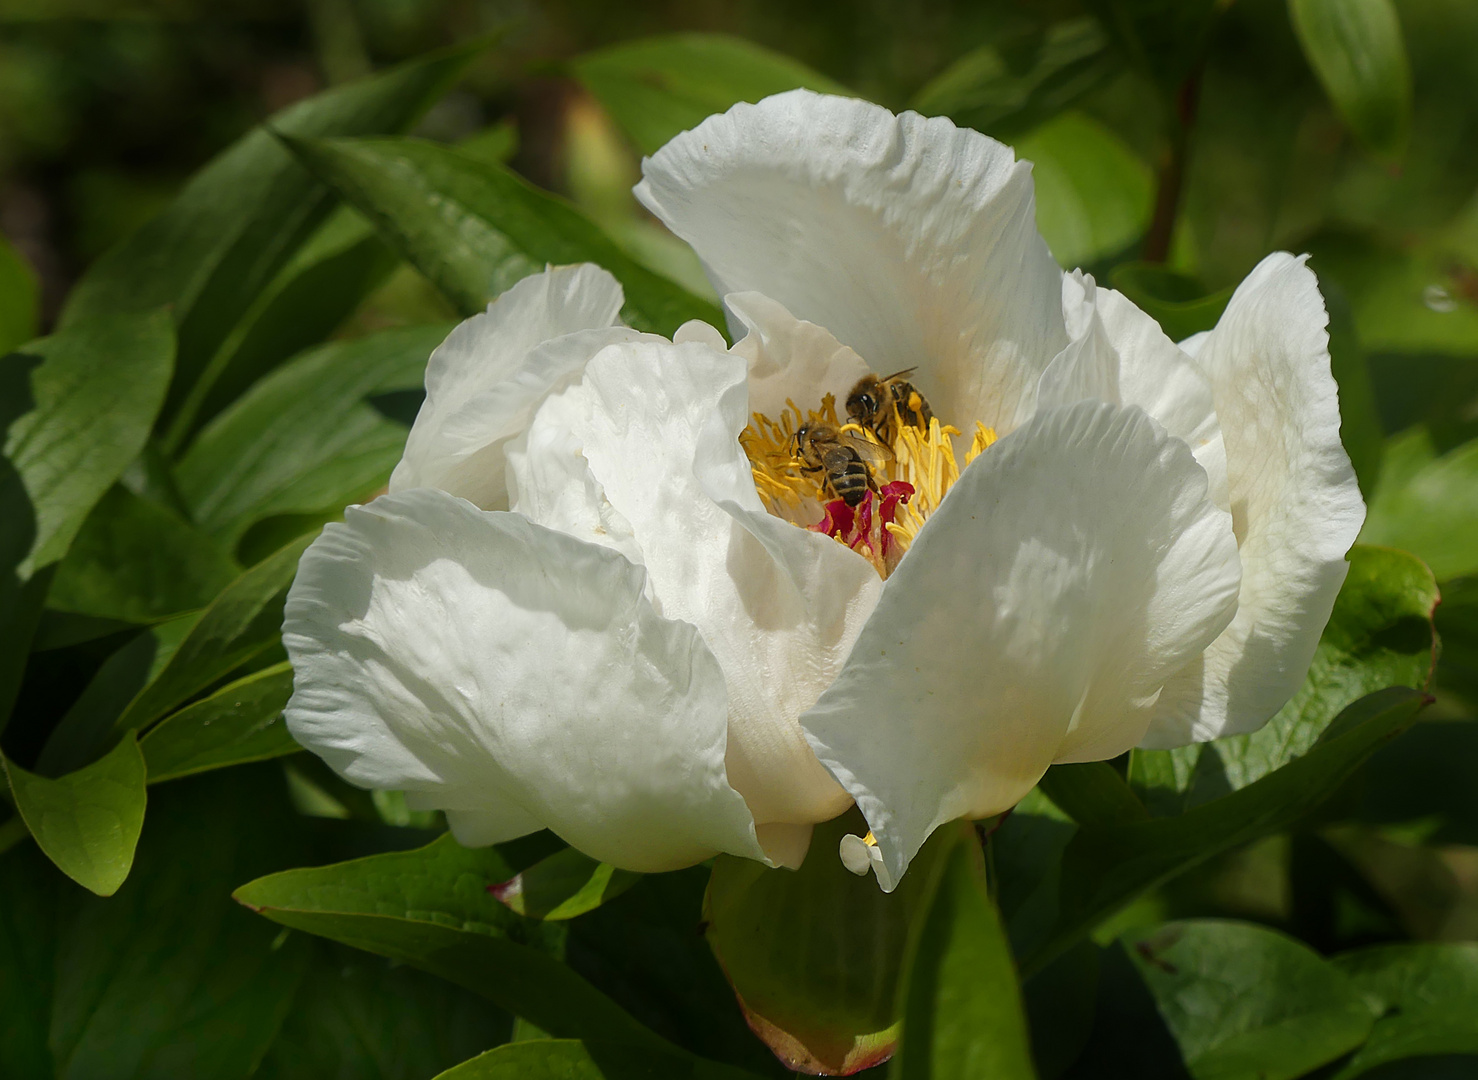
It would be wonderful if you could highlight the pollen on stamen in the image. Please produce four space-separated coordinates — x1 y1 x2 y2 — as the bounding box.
738 393 844 518
967 420 998 463
740 391 998 576
884 416 962 549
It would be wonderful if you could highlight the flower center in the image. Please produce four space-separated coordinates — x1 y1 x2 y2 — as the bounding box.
739 390 997 577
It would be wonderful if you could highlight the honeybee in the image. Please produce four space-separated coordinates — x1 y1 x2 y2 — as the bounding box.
791 423 892 507
846 369 934 445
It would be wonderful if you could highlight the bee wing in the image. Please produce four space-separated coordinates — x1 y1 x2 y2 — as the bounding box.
840 431 895 465
881 367 918 382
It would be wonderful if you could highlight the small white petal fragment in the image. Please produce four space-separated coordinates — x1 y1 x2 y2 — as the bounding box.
1141 253 1367 747
636 89 1067 435
390 264 633 509
839 834 871 876
803 401 1241 890
282 487 765 872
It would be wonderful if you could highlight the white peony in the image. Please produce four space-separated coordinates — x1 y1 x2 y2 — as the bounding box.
281 90 1365 891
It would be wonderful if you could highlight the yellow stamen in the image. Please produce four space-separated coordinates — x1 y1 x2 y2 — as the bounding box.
884 416 962 551
967 420 998 464
738 393 843 517
740 386 999 576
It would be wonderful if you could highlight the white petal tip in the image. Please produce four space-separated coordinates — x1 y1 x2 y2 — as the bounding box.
673 319 728 351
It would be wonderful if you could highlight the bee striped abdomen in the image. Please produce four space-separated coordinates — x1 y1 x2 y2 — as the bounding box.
822 446 872 506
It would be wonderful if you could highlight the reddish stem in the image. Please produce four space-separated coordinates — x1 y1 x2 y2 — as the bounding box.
1143 69 1203 264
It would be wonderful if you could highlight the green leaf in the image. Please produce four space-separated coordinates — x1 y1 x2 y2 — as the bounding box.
1362 429 1478 581
35 613 200 777
1018 687 1427 975
1331 943 1478 1078
1289 0 1413 158
1326 283 1385 498
1014 111 1153 268
0 568 49 737
563 869 792 1078
3 309 175 579
255 940 513 1080
1131 545 1438 814
173 206 400 446
489 846 642 921
0 231 39 355
1107 264 1232 342
1021 941 1099 1079
1122 920 1373 1080
703 809 952 1074
12 766 314 1079
140 661 299 783
177 323 447 549
890 823 1036 1080
58 42 483 430
2 734 147 896
432 1039 764 1080
911 19 1120 139
1038 762 1150 826
233 834 668 1052
46 484 239 623
0 835 57 1074
113 533 312 734
570 33 850 158
1 312 175 722
993 789 1078 962
281 135 725 335
1434 574 1478 707
457 118 520 167
1305 230 1478 360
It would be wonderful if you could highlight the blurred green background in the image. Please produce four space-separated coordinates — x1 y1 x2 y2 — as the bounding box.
0 0 1051 322
3 3 1478 1075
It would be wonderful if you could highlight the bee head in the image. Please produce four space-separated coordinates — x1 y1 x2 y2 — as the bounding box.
846 385 877 420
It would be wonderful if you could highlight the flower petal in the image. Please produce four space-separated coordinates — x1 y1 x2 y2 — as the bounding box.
1095 282 1228 511
534 336 881 830
635 89 1067 433
282 487 764 871
504 389 645 567
1140 254 1366 747
801 401 1241 889
1035 271 1121 415
389 264 636 509
727 291 872 422
1039 271 1228 509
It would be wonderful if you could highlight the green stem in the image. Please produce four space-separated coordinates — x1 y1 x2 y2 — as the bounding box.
981 822 999 903
1142 68 1203 264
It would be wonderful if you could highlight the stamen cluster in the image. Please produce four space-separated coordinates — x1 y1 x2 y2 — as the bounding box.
739 388 998 578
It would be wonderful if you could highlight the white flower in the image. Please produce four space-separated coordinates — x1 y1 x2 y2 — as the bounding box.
282 91 1365 890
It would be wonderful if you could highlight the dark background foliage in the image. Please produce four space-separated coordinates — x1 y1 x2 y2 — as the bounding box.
2 0 1477 1077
